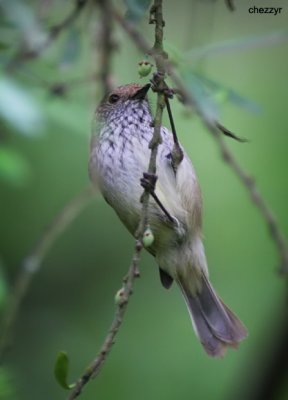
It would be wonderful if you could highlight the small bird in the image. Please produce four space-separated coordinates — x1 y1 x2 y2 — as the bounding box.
89 83 247 357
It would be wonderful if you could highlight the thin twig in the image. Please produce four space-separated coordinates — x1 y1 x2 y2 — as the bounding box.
214 134 288 273
113 7 288 274
0 186 95 359
216 121 247 142
67 1 166 398
225 0 235 11
6 0 88 70
165 96 184 170
67 239 142 400
96 0 115 95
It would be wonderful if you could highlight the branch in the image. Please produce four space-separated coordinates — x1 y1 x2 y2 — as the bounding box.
67 1 166 398
225 0 236 12
96 0 115 95
165 96 184 170
0 186 95 359
113 8 288 275
6 0 88 71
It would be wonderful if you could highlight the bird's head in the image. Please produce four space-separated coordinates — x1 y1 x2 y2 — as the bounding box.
96 83 151 122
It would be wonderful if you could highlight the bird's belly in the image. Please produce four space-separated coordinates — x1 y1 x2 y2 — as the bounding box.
93 135 186 250
96 150 146 235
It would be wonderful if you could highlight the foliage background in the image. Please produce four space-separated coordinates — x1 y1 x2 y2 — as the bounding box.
0 0 287 399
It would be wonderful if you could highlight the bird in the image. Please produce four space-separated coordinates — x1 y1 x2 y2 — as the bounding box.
89 82 247 357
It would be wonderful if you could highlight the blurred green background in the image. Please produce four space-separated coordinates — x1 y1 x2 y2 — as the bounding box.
0 0 288 399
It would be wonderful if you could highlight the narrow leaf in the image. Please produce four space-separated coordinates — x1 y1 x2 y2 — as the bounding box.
186 30 288 60
193 72 261 113
0 42 10 51
0 0 47 50
0 77 43 136
54 351 75 390
180 67 219 124
0 147 30 186
0 367 14 399
0 261 8 311
60 27 81 68
123 0 151 22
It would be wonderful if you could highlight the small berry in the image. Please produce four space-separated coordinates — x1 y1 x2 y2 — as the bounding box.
115 288 126 305
138 60 153 78
142 226 154 247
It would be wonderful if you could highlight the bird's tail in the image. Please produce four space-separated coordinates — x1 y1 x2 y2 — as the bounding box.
177 273 247 357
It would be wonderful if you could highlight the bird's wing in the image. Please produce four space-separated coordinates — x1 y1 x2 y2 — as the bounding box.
155 127 202 231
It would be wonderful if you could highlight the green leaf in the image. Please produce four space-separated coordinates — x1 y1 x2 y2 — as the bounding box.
0 0 47 50
60 27 81 68
192 72 261 113
0 77 43 136
54 351 75 390
186 30 288 60
123 0 151 22
0 261 8 311
180 67 219 124
0 42 10 51
0 368 14 399
165 41 185 66
0 147 30 186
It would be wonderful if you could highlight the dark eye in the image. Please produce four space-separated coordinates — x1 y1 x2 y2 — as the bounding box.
108 94 120 104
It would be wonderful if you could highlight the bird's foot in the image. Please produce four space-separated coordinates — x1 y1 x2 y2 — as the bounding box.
140 172 176 224
140 172 157 193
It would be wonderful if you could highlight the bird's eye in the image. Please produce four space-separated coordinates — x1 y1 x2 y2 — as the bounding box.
108 94 120 104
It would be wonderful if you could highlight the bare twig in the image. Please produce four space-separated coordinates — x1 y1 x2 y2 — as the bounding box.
67 1 166 398
216 122 247 142
113 7 288 274
165 96 184 170
96 0 115 95
225 0 235 11
0 186 95 359
7 0 88 70
67 239 142 400
214 134 288 273
48 74 98 97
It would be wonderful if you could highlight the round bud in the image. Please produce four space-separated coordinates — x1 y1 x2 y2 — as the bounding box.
138 60 153 78
114 287 126 305
142 227 154 248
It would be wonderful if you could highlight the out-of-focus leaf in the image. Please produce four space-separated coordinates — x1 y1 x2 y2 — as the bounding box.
0 42 10 51
165 41 185 66
166 38 260 114
0 261 8 311
0 368 13 399
0 0 47 50
54 351 75 390
186 30 288 60
0 147 31 186
193 72 261 113
0 13 16 29
123 0 151 22
0 77 43 136
60 27 81 68
180 67 219 124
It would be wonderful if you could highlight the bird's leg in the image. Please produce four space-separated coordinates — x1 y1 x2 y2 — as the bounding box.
140 172 178 226
150 74 184 172
140 173 172 221
164 96 184 171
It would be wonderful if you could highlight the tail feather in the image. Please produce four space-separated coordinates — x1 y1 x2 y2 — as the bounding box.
178 274 247 357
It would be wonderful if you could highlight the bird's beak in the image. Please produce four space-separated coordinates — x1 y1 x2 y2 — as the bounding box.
131 84 151 100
